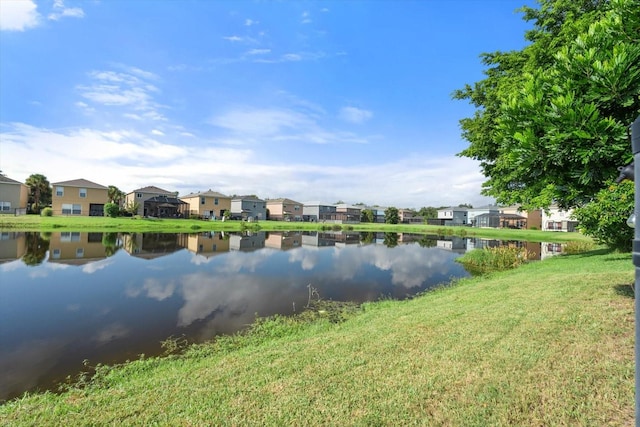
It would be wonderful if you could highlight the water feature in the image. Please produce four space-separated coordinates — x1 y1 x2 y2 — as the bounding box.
0 231 564 401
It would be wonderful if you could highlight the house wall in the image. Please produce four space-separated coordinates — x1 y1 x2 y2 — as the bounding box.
0 232 27 262
186 232 230 256
0 182 29 214
542 207 577 232
125 190 173 216
182 195 231 218
52 185 108 216
48 232 109 262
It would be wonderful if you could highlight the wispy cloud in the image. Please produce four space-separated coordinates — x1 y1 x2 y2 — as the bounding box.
0 0 40 31
77 66 166 121
301 11 311 24
339 106 373 124
48 0 84 21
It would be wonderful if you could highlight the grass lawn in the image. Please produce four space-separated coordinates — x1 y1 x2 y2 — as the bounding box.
0 214 593 244
0 249 633 426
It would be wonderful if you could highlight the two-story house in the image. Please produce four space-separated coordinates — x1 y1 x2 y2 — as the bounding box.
303 202 338 222
0 175 29 215
543 206 578 232
51 178 108 216
181 190 231 220
230 196 266 221
335 203 361 224
125 186 176 217
435 206 469 226
266 198 304 221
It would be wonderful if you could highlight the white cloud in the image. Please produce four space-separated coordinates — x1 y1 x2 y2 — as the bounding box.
301 11 311 24
223 35 243 42
151 129 165 136
246 48 270 55
0 0 40 31
245 18 257 26
48 0 84 21
339 106 373 124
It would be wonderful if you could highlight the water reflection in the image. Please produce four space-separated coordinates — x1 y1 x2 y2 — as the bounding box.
0 231 564 401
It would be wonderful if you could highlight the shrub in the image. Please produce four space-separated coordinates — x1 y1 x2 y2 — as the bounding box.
41 207 53 217
457 247 529 274
563 240 595 255
104 203 120 218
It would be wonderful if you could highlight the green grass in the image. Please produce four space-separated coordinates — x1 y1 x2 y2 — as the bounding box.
0 250 633 426
0 214 592 243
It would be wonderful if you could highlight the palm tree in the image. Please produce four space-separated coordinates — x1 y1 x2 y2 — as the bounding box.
107 185 125 205
25 174 52 214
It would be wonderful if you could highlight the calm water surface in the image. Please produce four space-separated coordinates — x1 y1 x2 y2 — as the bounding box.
0 231 563 401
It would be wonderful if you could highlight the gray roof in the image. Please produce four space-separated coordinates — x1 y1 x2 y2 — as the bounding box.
0 175 25 185
129 186 173 195
51 178 107 189
181 190 229 199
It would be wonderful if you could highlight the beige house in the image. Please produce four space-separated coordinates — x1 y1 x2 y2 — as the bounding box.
51 178 108 216
125 186 176 217
500 206 543 230
181 190 231 219
266 198 303 221
0 175 29 215
186 231 230 257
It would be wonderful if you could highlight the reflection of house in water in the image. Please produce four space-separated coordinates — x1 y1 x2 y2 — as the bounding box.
0 232 26 264
186 232 230 258
122 233 187 260
437 237 467 253
398 233 425 244
301 231 336 247
229 232 266 251
48 232 109 265
542 242 564 259
265 232 302 250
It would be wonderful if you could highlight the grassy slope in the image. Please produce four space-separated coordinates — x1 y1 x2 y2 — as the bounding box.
0 250 633 426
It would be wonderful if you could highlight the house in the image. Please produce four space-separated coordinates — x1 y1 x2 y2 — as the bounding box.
181 190 231 220
302 202 338 222
265 231 302 250
542 206 578 232
185 231 230 258
335 203 361 223
500 205 542 230
51 178 108 216
399 209 422 224
433 206 469 226
266 198 304 221
47 232 110 265
467 205 500 227
369 207 386 223
230 196 266 221
0 175 29 215
125 186 176 217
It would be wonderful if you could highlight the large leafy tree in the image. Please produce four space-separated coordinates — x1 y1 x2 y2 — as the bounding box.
25 174 52 214
454 0 640 210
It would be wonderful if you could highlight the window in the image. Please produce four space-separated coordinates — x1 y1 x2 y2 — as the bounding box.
62 204 82 215
0 201 10 211
52 248 61 259
79 188 87 198
56 186 64 197
214 198 219 205
294 205 300 211
76 248 84 258
137 193 142 198
201 197 206 205
61 232 81 242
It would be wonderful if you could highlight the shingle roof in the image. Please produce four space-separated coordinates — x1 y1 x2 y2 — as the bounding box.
181 190 229 199
129 186 173 195
51 178 107 189
0 175 24 185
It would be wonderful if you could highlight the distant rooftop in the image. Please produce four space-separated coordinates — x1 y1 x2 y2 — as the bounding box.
52 178 107 189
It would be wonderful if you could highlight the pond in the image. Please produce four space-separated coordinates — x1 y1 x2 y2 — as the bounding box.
0 231 564 401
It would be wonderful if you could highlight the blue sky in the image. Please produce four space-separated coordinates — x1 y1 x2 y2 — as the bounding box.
0 0 533 208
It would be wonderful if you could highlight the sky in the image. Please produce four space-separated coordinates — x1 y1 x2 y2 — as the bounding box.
0 0 534 209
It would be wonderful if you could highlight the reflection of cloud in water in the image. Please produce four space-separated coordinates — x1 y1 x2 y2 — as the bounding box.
0 260 24 272
287 247 319 270
82 258 114 274
330 244 457 289
214 250 273 274
94 323 130 344
142 277 176 301
0 338 66 401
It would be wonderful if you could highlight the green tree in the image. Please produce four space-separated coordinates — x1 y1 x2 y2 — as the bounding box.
417 207 438 219
361 209 374 223
383 232 398 248
454 0 639 211
455 0 639 250
104 203 120 218
107 185 126 205
384 207 399 224
572 180 634 251
25 174 52 214
123 200 140 216
22 233 49 266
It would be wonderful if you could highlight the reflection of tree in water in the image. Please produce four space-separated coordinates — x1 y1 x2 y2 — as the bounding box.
360 232 375 244
22 232 50 266
102 232 121 257
418 235 438 248
383 232 398 248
